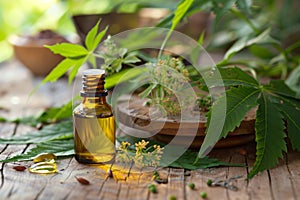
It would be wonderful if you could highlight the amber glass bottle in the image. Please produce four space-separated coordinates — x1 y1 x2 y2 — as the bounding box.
73 69 115 164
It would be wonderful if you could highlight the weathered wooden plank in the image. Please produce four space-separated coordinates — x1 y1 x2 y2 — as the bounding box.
164 168 185 200
268 156 296 200
226 148 250 200
246 143 273 200
0 123 16 156
98 178 121 200
125 167 151 200
149 168 169 200
187 167 228 199
36 158 82 200
287 151 300 200
186 170 204 200
0 124 49 200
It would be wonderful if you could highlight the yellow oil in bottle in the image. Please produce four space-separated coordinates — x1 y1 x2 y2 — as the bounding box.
73 69 116 164
73 114 115 163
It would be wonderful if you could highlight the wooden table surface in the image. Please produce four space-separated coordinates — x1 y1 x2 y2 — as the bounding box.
0 61 300 200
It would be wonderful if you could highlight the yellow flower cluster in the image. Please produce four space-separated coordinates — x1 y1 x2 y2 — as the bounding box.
117 140 164 168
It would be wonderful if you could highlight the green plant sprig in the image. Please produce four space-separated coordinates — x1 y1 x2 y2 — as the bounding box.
44 20 108 85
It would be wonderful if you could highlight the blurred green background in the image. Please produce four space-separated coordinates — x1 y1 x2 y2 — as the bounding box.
0 0 179 63
1 0 300 64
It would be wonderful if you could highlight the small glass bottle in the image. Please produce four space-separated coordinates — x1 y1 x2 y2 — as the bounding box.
73 69 115 164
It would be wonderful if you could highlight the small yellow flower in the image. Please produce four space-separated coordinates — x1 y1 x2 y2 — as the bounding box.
135 140 149 150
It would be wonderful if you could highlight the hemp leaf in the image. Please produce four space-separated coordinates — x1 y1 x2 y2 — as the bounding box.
0 139 74 163
0 99 74 126
197 67 300 178
0 120 73 145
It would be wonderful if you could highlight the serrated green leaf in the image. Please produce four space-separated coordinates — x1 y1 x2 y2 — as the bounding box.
269 95 300 151
0 139 74 163
0 101 74 127
264 80 297 98
168 152 244 170
214 86 259 138
45 43 88 58
197 86 259 160
201 66 259 88
248 93 287 178
0 120 73 145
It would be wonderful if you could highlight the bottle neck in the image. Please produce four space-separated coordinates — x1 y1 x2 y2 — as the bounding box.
82 96 107 107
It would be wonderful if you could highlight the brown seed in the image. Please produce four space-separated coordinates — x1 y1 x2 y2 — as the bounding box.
75 176 90 185
238 148 247 156
13 165 26 171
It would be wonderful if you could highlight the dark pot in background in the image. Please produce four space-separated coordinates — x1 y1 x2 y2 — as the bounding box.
72 12 140 45
72 9 212 44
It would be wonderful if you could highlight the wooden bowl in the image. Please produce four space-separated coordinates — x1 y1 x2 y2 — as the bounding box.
116 96 255 149
9 30 68 76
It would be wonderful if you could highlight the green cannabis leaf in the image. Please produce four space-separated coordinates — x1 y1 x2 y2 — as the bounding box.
0 119 75 163
248 93 287 178
169 150 244 170
0 100 73 126
198 67 300 178
0 120 73 145
0 139 74 163
273 96 300 151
